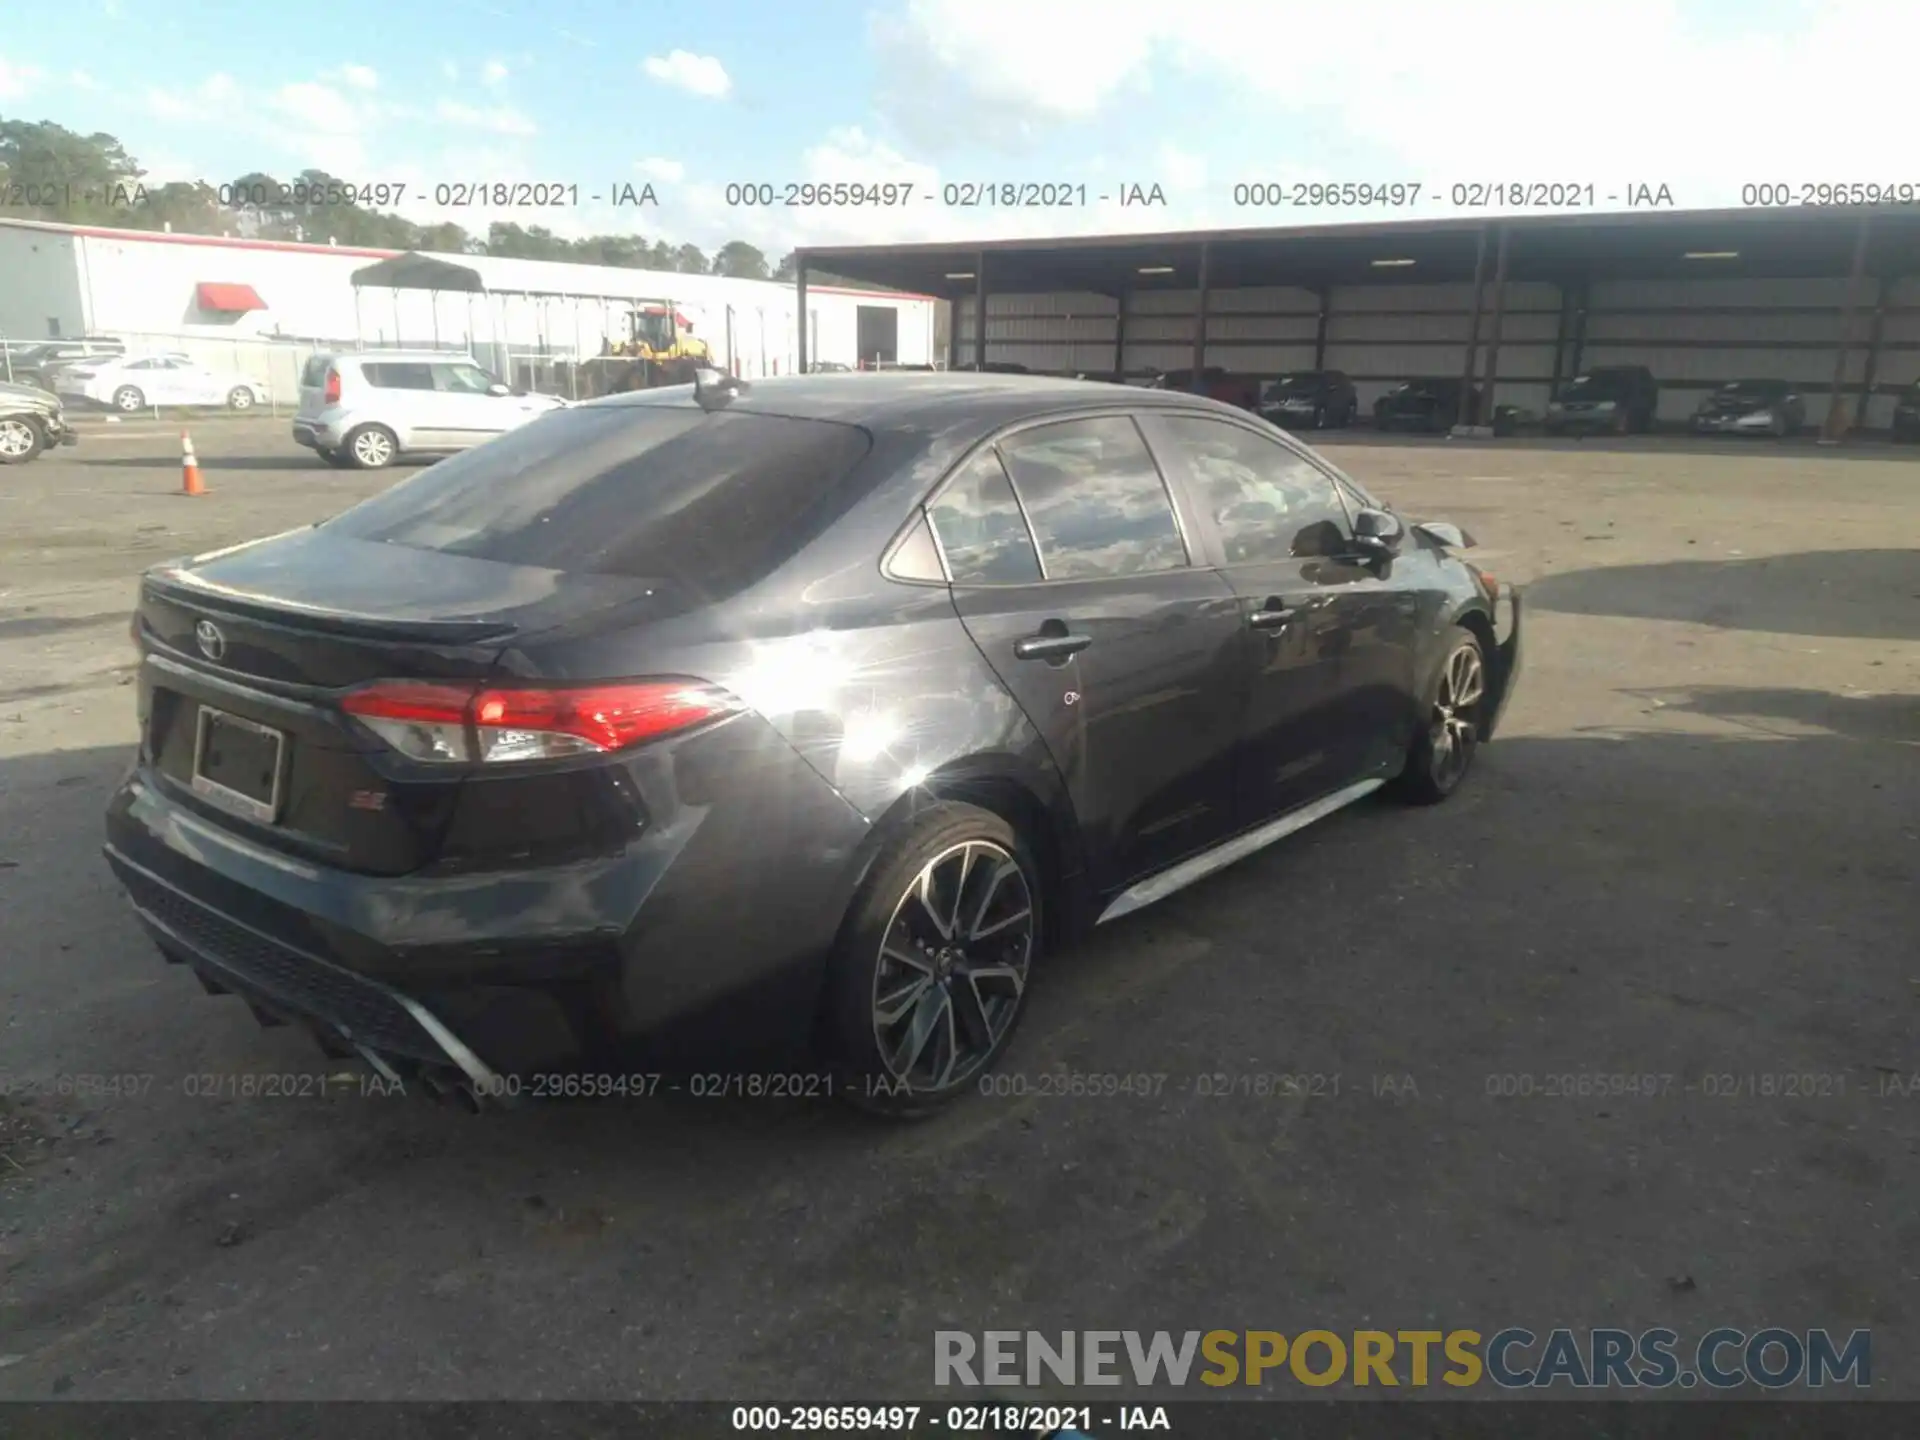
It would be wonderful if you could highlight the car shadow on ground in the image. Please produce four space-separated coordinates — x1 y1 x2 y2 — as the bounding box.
1526 550 1920 641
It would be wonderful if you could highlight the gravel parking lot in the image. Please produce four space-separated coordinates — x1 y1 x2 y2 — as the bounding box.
1 417 1915 1401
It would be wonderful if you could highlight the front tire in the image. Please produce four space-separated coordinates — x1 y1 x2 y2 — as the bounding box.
0 415 44 465
1392 629 1488 805
828 802 1041 1119
113 385 146 412
342 424 397 469
227 387 255 411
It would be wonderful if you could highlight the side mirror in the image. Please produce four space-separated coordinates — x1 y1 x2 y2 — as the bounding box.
1351 507 1404 554
487 382 512 397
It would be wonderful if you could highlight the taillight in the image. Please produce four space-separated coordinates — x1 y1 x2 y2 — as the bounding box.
1477 570 1500 603
323 366 341 404
339 679 741 764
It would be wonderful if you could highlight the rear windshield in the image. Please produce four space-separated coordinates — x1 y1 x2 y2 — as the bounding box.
1265 373 1327 396
300 355 332 387
1719 379 1787 395
322 403 875 595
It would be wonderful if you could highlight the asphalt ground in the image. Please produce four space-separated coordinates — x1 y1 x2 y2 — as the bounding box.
0 417 1915 1401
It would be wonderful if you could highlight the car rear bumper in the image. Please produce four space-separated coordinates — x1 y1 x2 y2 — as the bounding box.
291 421 342 449
102 715 872 1081
1691 413 1778 433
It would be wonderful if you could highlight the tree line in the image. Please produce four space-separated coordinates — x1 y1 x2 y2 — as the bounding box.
1 117 804 280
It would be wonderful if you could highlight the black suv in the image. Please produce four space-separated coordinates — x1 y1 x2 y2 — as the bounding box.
1259 371 1359 430
1545 367 1659 435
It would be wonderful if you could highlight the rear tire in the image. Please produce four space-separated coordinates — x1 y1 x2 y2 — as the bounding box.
1392 628 1488 806
827 802 1042 1119
342 424 397 470
0 415 44 465
227 387 255 411
113 385 146 412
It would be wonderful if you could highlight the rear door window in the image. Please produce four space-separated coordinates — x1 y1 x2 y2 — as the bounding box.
995 415 1189 580
322 405 875 597
362 362 436 390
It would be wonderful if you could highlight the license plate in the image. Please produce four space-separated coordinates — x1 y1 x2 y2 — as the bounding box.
191 706 285 823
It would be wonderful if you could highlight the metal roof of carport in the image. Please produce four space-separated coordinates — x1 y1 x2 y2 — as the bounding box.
795 205 1920 297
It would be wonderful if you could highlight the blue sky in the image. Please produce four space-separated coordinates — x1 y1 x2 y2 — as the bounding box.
3 0 1913 257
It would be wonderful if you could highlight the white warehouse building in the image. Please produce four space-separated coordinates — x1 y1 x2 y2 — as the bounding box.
0 217 937 393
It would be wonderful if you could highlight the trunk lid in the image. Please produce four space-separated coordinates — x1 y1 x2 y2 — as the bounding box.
135 527 675 876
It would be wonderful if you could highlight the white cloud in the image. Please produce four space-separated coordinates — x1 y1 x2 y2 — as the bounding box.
339 64 379 91
1 57 45 99
271 81 366 135
68 69 101 92
146 72 242 121
641 50 731 99
878 0 1920 208
482 60 509 85
635 157 685 183
435 100 538 136
442 61 460 82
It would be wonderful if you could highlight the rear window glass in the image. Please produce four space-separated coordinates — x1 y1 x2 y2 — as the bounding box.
301 356 332 387
321 404 875 596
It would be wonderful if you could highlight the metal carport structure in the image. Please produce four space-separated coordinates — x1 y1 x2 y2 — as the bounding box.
350 252 703 398
794 206 1920 439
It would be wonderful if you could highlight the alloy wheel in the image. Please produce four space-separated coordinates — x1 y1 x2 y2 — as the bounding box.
353 429 394 467
871 840 1034 1093
1428 643 1485 790
0 418 36 459
115 387 144 412
229 388 254 410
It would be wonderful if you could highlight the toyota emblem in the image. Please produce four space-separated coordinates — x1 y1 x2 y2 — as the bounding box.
194 619 227 662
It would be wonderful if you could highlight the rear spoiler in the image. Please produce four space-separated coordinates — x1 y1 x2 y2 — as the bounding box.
144 567 519 644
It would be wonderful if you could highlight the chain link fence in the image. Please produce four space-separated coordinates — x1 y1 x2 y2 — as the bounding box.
0 331 588 418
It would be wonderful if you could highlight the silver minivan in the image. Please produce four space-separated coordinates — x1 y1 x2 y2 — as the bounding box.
293 350 567 469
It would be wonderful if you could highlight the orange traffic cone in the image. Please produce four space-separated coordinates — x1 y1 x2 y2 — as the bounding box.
180 431 205 496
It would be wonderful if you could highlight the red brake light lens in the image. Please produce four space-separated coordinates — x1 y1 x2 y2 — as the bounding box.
341 679 739 764
323 366 342 404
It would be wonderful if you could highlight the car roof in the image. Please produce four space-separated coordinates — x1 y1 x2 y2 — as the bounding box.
330 350 476 363
573 372 1262 432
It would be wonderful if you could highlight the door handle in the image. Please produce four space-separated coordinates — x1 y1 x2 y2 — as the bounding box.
1247 599 1296 629
1014 630 1092 661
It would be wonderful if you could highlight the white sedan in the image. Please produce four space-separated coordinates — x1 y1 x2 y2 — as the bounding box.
57 354 272 413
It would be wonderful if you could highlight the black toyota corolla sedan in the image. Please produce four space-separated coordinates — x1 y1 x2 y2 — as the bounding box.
104 373 1521 1116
